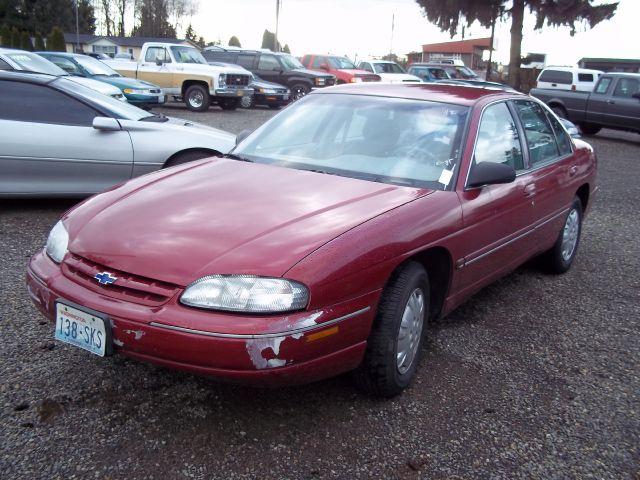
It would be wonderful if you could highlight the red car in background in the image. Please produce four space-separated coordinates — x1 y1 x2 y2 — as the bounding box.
27 84 597 397
301 54 381 83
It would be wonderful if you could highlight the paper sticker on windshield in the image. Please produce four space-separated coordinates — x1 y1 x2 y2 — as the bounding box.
438 169 453 186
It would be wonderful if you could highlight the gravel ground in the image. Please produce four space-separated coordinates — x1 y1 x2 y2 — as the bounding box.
1 105 639 479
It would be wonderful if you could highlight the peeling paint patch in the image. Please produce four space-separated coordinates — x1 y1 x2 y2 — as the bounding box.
267 358 286 368
293 311 323 329
291 332 303 340
113 338 124 347
245 336 286 370
123 329 144 340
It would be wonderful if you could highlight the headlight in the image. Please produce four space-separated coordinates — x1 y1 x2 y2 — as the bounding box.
315 77 325 86
259 88 277 94
123 88 149 94
350 77 363 83
45 220 69 263
180 275 309 313
218 74 226 88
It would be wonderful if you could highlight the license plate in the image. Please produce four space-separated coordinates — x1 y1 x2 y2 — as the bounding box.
55 303 108 357
236 90 244 96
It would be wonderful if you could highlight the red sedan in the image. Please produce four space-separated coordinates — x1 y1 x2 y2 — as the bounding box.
27 84 597 397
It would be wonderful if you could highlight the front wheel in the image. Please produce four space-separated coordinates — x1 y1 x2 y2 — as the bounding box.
353 261 429 397
184 84 210 112
240 95 253 109
578 123 602 136
290 83 310 101
219 98 240 110
543 197 583 274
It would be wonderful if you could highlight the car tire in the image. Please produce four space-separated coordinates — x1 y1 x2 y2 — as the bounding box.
353 261 429 398
240 95 253 109
184 84 210 112
220 98 240 110
268 104 282 110
164 150 216 168
291 83 310 101
543 197 583 274
550 105 567 119
578 123 602 136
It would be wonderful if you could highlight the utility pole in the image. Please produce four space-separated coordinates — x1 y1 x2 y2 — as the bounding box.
486 10 496 80
389 13 394 58
274 0 281 52
75 0 80 52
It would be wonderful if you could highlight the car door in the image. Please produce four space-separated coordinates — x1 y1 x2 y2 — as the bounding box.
585 76 613 125
137 46 174 89
255 54 282 84
604 77 640 130
512 100 575 248
0 79 133 196
455 101 537 296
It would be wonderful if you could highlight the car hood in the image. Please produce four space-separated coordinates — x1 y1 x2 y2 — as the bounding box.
292 68 334 78
377 73 422 83
67 159 431 286
95 75 160 90
67 76 122 96
179 62 250 76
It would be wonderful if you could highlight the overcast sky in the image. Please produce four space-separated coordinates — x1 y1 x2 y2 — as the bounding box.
187 0 637 65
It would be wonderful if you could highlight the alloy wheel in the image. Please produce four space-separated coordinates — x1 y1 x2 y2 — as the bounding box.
396 288 425 375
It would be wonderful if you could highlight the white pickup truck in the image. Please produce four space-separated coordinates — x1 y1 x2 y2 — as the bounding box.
106 42 253 111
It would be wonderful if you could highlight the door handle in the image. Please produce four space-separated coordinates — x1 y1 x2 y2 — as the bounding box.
523 183 536 198
606 99 615 104
569 165 579 177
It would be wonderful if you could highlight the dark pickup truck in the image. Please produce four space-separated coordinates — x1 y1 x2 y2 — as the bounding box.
530 72 640 135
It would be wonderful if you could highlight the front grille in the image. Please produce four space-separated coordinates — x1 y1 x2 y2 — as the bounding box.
226 74 250 87
61 254 179 307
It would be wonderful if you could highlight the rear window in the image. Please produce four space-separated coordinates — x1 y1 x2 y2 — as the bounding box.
577 73 594 82
538 70 572 85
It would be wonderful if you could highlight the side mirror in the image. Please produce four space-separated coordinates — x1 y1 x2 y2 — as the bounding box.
92 117 121 131
155 58 163 66
235 129 253 145
467 162 516 189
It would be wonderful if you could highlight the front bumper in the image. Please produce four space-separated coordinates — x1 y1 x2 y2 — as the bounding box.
125 92 166 106
26 251 375 386
213 87 253 98
255 93 290 107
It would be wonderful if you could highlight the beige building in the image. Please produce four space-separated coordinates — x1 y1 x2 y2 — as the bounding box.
63 34 194 60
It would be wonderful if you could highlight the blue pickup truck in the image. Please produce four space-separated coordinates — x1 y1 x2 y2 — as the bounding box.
530 72 640 135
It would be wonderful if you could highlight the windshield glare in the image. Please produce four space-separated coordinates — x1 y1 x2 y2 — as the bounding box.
280 54 304 70
8 53 67 76
329 56 357 69
234 94 469 190
170 46 207 64
373 62 405 74
75 55 120 76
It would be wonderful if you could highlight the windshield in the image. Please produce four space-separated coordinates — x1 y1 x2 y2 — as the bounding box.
234 94 469 190
53 77 149 121
373 62 405 74
7 52 67 76
170 46 207 64
75 55 120 76
413 67 449 80
329 56 357 69
280 54 304 70
445 66 478 79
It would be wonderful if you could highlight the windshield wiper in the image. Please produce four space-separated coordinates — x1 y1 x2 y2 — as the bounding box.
225 153 253 162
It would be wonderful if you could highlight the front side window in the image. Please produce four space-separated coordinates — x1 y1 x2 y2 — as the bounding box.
359 62 373 72
279 54 304 70
312 56 326 68
145 47 171 64
594 77 612 94
513 100 560 166
75 55 120 76
613 77 640 98
234 94 469 190
0 80 99 126
46 56 82 75
257 54 280 71
170 46 207 64
473 102 523 171
236 53 256 69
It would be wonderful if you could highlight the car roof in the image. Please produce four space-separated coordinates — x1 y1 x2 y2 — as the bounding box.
0 70 58 84
541 66 603 74
599 72 640 78
314 82 524 106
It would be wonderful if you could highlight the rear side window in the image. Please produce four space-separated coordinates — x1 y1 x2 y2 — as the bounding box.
594 77 612 94
237 53 256 69
0 80 99 126
474 102 524 171
545 111 572 157
577 73 594 82
513 101 560 166
538 70 572 85
613 77 640 98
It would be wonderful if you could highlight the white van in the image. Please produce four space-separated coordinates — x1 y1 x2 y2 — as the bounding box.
536 66 603 92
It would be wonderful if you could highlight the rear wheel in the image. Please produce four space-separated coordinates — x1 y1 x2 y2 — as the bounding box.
550 105 567 119
578 123 602 136
240 95 253 109
220 98 240 110
353 261 429 397
290 83 310 101
542 196 583 274
164 150 216 168
184 84 210 112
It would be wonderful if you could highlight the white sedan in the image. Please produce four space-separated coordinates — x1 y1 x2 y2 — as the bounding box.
0 71 235 197
357 60 422 83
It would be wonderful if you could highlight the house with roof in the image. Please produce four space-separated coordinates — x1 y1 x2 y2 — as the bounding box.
63 33 195 60
578 57 640 73
408 37 492 69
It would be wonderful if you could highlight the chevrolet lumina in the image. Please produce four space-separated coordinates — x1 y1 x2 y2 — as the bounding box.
27 83 597 397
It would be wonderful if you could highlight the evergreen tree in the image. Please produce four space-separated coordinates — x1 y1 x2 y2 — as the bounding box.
228 35 241 47
261 29 280 51
133 0 176 38
282 44 290 54
184 23 196 42
196 36 205 48
34 33 45 50
0 24 11 46
20 30 31 50
47 26 66 51
10 26 19 47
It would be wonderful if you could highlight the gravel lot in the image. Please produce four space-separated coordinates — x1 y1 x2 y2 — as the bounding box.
1 105 639 479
